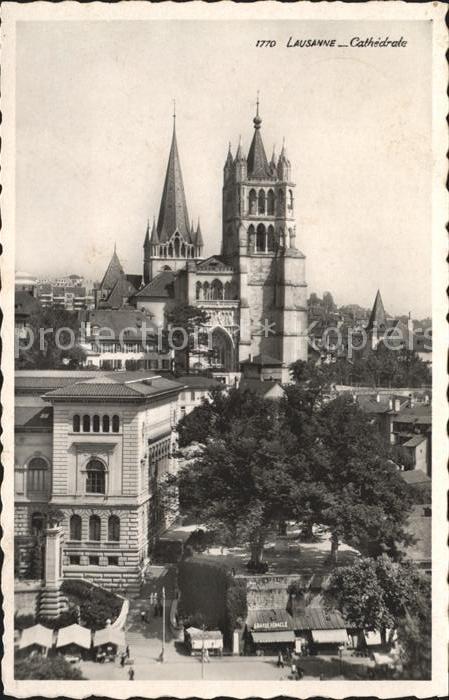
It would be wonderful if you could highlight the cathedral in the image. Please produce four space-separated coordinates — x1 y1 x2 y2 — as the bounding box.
96 103 308 382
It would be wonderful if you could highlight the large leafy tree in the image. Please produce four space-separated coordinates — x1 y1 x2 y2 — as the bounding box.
14 655 84 680
324 555 430 675
165 303 209 373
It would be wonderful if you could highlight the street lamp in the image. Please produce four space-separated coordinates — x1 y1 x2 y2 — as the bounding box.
161 586 166 663
338 644 344 677
201 624 205 679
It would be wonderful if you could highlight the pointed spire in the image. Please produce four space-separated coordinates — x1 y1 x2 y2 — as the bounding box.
100 247 125 291
367 290 387 331
278 137 290 164
156 113 191 243
144 219 150 247
270 145 277 169
195 218 204 248
225 141 233 168
234 135 246 162
150 216 159 244
247 98 270 179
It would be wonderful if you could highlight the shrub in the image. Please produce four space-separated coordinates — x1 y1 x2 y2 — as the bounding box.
178 560 228 631
38 610 77 630
61 579 122 630
245 560 268 573
225 576 247 643
15 654 84 680
14 613 36 631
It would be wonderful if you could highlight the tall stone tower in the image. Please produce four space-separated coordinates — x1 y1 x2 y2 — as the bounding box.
142 116 203 285
222 102 308 380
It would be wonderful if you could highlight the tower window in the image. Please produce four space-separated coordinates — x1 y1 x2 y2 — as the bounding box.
196 282 202 300
211 279 223 300
86 459 106 494
267 190 275 215
256 224 266 253
102 415 110 433
267 226 276 252
27 457 48 493
258 190 266 214
288 189 294 210
248 189 257 215
82 415 91 432
92 415 100 433
112 415 120 433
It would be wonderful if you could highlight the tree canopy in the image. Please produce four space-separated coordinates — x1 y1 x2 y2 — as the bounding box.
174 367 415 564
16 306 86 370
165 302 210 373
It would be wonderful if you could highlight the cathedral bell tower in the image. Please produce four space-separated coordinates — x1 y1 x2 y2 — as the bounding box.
222 100 308 379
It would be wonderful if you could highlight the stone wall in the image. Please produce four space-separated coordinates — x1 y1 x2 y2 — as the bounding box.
14 580 42 616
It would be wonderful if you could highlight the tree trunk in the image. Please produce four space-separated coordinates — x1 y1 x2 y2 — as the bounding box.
300 522 314 541
329 533 339 564
250 542 264 564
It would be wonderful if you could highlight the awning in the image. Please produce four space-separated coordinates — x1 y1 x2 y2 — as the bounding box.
56 623 91 650
19 624 54 649
251 630 295 644
365 630 382 646
311 628 348 644
93 627 126 648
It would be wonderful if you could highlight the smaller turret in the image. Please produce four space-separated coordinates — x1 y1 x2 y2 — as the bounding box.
234 136 247 182
277 140 291 181
269 146 277 177
224 142 233 180
195 218 204 255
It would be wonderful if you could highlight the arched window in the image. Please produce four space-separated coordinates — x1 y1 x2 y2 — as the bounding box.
31 512 45 535
92 415 100 433
267 189 275 215
82 415 91 432
267 225 276 251
108 515 120 542
278 189 284 211
211 279 223 300
89 515 101 541
247 224 255 251
73 415 80 432
174 237 180 257
70 514 82 541
288 189 294 210
196 282 202 300
102 415 110 433
168 243 173 258
181 243 186 257
27 457 48 493
248 189 257 214
256 224 266 253
86 459 106 494
258 190 266 214
203 282 210 300
224 281 232 300
112 415 120 433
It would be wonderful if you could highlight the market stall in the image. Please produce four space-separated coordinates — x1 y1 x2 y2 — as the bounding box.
245 609 295 656
18 624 54 656
184 627 223 656
92 627 126 662
55 623 92 662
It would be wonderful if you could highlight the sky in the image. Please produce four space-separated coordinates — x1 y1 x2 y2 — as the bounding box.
16 19 432 317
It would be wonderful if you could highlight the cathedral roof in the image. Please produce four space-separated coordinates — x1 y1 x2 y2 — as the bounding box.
194 220 204 248
150 218 159 244
104 274 137 309
247 107 271 180
157 122 191 243
99 248 125 290
133 270 176 299
366 290 387 331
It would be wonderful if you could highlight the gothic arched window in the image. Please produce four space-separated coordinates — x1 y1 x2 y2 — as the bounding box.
211 279 223 300
203 282 210 300
89 515 101 541
174 236 180 257
27 457 48 493
278 189 284 212
168 243 173 258
258 190 266 214
108 515 120 542
181 243 186 257
247 224 255 252
267 225 276 252
288 189 294 210
224 281 232 300
248 189 257 215
86 459 106 494
196 282 202 300
267 189 275 215
70 514 82 541
256 224 266 253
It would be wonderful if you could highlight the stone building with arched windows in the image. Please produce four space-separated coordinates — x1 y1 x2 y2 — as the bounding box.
15 370 183 592
96 103 308 382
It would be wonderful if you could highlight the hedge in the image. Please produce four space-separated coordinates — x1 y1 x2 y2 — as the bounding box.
15 655 84 680
61 579 122 631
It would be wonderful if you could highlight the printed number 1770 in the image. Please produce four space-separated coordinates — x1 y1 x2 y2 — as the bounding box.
256 40 276 47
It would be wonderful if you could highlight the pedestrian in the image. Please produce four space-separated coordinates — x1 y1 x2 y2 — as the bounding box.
154 603 159 617
158 602 163 617
120 653 125 667
277 651 284 668
128 666 135 680
125 644 130 659
140 610 146 623
291 662 297 679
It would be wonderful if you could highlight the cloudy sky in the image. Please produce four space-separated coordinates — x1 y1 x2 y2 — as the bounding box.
16 19 431 316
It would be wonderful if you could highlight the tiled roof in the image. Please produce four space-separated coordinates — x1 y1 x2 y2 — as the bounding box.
403 435 427 448
105 275 137 309
87 309 158 338
157 124 191 243
247 608 292 629
133 271 175 299
292 608 347 631
239 378 284 397
126 274 142 290
43 372 182 401
400 469 431 485
15 406 53 429
15 371 96 393
196 256 234 272
176 374 223 390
